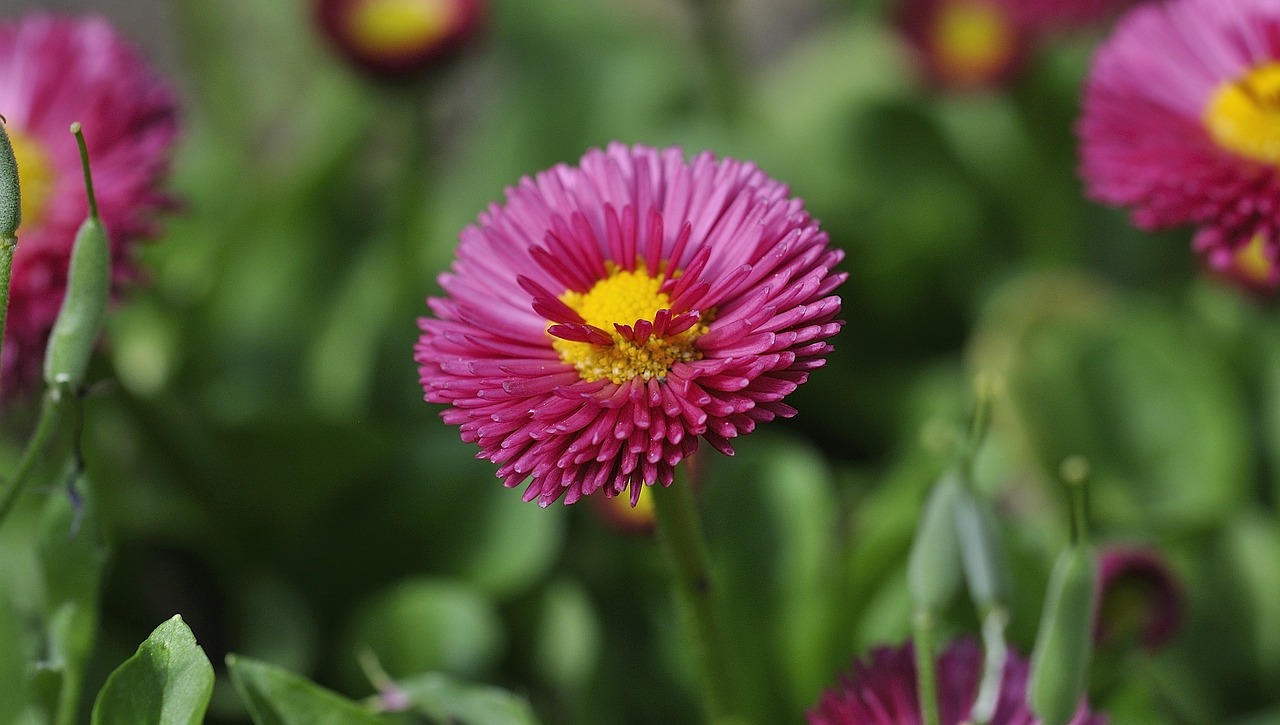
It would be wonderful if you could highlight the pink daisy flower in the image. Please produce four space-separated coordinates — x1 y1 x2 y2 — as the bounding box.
808 639 1107 725
1094 546 1182 652
898 0 1031 89
415 143 845 507
1079 0 1280 291
0 14 178 396
314 0 484 79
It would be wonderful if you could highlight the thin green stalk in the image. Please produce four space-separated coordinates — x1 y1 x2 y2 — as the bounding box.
913 609 942 725
0 389 64 530
688 0 744 123
651 468 736 721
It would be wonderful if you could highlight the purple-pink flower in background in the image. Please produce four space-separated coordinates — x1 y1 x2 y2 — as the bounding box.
1079 0 1280 292
415 143 844 506
1095 546 1182 651
808 639 1106 725
0 14 178 396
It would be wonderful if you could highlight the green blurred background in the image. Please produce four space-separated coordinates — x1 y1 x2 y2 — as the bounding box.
1 0 1279 722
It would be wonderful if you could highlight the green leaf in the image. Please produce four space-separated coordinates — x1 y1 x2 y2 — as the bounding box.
227 655 391 725
395 672 541 725
90 615 214 725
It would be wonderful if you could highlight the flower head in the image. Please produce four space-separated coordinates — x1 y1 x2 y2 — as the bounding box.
899 0 1030 88
809 639 1106 725
315 0 484 79
415 144 844 506
1079 0 1280 291
0 14 178 396
1095 546 1182 651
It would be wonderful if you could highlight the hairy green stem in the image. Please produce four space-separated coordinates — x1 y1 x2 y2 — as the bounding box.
0 233 14 381
651 468 736 721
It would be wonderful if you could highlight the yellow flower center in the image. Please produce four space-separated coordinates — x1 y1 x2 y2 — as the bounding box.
552 265 707 384
1232 233 1274 286
931 0 1014 85
1205 62 1280 164
347 0 454 56
8 128 55 228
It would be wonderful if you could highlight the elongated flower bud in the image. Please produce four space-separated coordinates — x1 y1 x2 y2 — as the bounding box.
43 124 108 389
908 471 964 613
954 484 1010 612
1028 544 1099 725
0 117 19 239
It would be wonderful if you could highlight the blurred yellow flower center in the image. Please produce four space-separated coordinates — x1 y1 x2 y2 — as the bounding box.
8 128 54 228
552 265 706 384
1206 62 1280 164
932 0 1014 85
1233 233 1274 286
348 0 453 55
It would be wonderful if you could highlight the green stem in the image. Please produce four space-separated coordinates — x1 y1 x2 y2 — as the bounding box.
70 123 98 219
688 0 743 123
0 389 64 530
651 467 736 721
913 609 942 725
0 233 14 382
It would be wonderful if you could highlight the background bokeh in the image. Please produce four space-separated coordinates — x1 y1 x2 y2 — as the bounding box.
1 0 1278 723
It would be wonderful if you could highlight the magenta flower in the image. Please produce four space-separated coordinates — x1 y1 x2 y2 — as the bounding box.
415 144 844 506
809 639 1106 725
1095 546 1182 651
1079 0 1280 291
898 0 1031 89
314 0 484 79
0 14 177 396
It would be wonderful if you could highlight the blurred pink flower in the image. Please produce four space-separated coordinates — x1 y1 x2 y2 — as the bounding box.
897 0 1138 89
809 639 1106 725
415 143 844 506
314 0 484 79
898 0 1030 89
1095 546 1182 651
1079 0 1280 291
0 14 177 396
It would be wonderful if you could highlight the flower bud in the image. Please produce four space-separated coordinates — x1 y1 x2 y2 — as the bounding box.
314 0 484 80
0 117 19 239
1028 544 1099 725
43 215 109 389
953 484 1010 612
908 471 964 614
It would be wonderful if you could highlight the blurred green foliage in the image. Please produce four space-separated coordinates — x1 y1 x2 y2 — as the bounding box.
0 0 1278 722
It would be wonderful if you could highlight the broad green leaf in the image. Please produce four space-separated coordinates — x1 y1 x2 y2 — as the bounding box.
704 434 840 723
395 672 541 725
91 615 214 725
227 655 391 725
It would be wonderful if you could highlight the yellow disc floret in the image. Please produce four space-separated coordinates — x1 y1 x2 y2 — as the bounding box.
932 0 1014 86
552 265 707 384
1206 62 1280 165
348 0 453 56
9 129 55 228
